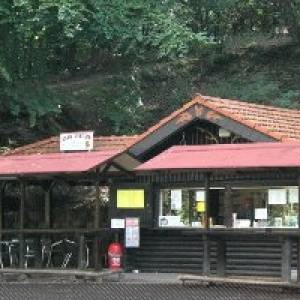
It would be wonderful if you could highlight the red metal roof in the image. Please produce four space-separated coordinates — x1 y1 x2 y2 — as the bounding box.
136 142 300 171
0 150 121 176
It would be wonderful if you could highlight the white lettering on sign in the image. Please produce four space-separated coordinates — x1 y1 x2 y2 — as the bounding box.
60 131 93 151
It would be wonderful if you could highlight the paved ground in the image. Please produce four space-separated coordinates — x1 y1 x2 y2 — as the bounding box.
0 282 299 300
0 273 299 300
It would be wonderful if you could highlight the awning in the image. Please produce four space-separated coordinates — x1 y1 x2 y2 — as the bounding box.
136 142 300 171
0 150 136 176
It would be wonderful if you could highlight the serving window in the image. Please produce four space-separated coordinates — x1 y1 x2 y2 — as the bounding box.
231 187 299 228
159 188 206 227
158 186 299 229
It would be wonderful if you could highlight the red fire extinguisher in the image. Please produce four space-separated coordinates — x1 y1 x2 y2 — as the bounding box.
108 242 123 270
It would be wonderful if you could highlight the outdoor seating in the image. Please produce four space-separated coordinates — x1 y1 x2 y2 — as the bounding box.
50 238 78 268
24 239 39 269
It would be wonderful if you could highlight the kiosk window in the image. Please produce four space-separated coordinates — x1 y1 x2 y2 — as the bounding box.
159 188 206 227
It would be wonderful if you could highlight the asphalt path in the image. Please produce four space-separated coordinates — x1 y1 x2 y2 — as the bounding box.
0 282 299 300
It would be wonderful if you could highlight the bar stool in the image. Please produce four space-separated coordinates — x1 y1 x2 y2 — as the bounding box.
41 238 52 268
24 239 38 268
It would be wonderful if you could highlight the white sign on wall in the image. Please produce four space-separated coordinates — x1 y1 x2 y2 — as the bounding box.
171 189 182 210
111 218 125 229
268 189 287 205
60 131 93 151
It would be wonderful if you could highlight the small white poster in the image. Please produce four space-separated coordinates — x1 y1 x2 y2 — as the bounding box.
255 208 268 220
289 188 298 204
111 218 125 229
268 189 287 205
171 189 182 210
196 191 205 202
159 216 183 227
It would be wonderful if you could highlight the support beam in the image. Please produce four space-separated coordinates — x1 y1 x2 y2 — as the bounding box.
20 181 25 230
78 234 86 270
19 181 26 268
93 169 102 270
297 239 300 283
44 185 51 228
0 182 5 232
202 234 210 276
94 181 101 229
281 237 292 282
224 185 233 228
204 173 211 229
298 173 300 282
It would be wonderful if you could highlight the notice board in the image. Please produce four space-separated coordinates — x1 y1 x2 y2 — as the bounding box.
117 189 145 209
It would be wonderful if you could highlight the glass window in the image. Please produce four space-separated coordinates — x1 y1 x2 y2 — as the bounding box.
231 187 299 229
159 188 206 227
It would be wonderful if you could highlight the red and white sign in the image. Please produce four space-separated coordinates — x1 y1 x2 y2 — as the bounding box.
125 218 140 248
60 131 93 151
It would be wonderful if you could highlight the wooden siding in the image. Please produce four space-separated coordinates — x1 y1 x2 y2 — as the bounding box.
125 229 299 278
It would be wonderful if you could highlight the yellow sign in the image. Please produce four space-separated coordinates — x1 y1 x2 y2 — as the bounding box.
117 189 145 209
196 202 205 213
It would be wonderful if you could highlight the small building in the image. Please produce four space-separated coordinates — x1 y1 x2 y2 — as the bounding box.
2 95 300 282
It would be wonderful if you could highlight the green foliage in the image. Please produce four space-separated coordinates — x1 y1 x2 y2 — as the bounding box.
1 0 300 147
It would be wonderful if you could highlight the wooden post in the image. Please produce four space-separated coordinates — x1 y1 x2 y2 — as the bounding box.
44 183 52 228
202 234 210 276
224 185 233 228
19 180 26 268
0 182 4 268
297 174 300 282
93 176 101 270
94 181 100 229
78 234 86 270
216 238 226 277
297 238 300 283
281 237 292 282
203 173 211 276
0 182 5 232
204 173 211 230
20 181 25 230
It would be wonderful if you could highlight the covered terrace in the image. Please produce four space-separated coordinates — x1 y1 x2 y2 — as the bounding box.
0 150 139 271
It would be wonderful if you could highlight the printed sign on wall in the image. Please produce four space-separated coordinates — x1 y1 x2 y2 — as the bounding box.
171 189 182 210
117 189 145 208
60 131 93 151
125 218 140 248
268 189 287 205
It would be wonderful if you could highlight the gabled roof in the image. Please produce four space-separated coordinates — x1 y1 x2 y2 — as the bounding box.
131 95 300 147
136 142 300 171
5 95 300 157
5 135 139 156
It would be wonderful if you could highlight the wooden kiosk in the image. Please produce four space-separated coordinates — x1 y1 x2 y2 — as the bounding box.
2 95 300 283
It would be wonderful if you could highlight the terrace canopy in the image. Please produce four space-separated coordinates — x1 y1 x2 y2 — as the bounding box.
0 149 140 271
0 150 139 177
